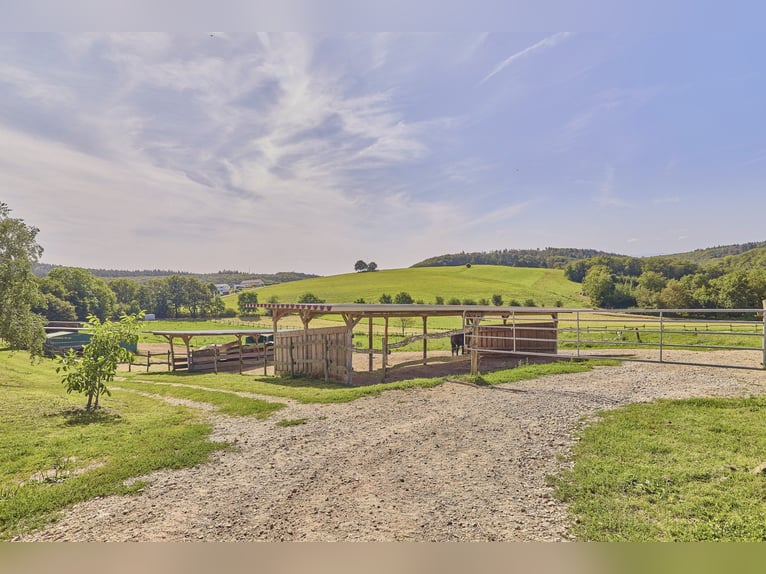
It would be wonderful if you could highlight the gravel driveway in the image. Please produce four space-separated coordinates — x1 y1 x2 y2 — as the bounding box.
19 350 766 541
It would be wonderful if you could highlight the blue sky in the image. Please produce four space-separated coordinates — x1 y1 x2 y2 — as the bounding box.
2 24 765 275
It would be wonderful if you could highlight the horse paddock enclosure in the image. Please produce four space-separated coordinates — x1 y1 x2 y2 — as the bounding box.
259 304 766 384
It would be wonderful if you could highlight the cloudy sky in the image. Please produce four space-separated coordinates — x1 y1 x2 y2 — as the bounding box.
2 23 765 275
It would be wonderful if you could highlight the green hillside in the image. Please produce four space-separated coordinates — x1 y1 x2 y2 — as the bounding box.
663 241 766 264
224 265 586 308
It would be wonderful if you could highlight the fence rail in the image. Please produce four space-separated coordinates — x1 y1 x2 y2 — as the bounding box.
463 307 766 372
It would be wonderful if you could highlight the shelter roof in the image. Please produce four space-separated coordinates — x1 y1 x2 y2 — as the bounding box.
149 329 278 337
256 303 563 322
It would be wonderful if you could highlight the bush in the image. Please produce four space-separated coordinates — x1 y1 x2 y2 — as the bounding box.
298 292 325 304
394 292 414 304
447 297 461 305
523 298 536 307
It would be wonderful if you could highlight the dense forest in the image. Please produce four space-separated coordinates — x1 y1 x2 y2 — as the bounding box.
565 248 766 311
411 248 618 269
33 263 317 286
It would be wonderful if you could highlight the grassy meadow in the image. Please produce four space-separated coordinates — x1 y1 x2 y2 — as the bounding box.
554 397 766 541
222 265 587 310
0 351 233 539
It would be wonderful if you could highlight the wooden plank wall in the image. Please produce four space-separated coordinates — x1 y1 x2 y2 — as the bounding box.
274 326 350 382
474 321 558 354
188 345 273 372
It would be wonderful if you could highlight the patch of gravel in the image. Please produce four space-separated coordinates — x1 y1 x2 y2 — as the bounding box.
18 350 766 542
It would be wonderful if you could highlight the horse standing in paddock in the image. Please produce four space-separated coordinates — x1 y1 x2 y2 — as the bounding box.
450 333 465 356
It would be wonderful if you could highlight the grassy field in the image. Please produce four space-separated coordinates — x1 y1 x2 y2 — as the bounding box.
119 359 613 404
222 265 586 309
0 351 237 540
554 397 766 540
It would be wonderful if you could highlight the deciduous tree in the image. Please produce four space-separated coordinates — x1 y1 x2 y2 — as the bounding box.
0 202 46 355
237 291 259 315
57 313 142 410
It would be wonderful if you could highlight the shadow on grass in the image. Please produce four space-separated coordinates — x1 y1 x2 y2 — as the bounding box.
59 408 123 426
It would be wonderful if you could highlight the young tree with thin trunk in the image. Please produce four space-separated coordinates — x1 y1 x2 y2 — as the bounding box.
57 312 143 410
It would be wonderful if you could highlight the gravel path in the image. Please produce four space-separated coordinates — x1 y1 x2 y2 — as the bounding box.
19 350 766 541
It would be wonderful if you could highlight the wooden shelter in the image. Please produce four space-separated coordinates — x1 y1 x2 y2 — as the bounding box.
257 303 561 383
150 329 284 373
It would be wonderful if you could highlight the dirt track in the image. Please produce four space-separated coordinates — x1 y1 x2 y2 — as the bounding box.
19 350 766 541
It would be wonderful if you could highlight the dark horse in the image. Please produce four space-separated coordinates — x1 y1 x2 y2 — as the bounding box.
450 333 465 356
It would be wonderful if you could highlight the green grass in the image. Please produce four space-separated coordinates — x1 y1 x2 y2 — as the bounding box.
222 265 586 309
0 351 226 540
122 358 616 404
554 397 766 541
122 369 448 404
112 379 285 418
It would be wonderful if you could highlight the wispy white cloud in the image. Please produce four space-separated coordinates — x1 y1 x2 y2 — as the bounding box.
0 62 74 107
594 165 628 207
652 196 680 205
558 87 661 150
480 32 572 85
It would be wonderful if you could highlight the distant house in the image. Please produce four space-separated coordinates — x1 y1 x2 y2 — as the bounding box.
214 283 231 295
240 279 265 289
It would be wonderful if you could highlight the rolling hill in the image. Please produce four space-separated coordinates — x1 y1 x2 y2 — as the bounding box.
224 265 586 308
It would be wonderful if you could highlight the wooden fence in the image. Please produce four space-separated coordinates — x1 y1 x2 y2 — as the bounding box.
274 326 350 383
188 344 273 374
127 351 172 372
471 322 558 355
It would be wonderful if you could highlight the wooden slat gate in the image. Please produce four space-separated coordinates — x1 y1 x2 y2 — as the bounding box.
274 326 350 382
474 322 558 354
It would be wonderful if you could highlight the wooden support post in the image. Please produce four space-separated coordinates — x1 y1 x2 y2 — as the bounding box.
470 318 480 376
368 317 374 372
183 336 192 371
289 340 295 377
762 300 766 369
422 316 428 365
323 335 329 382
382 336 387 383
237 334 243 374
383 317 389 368
346 328 354 386
146 351 151 372
167 336 176 372
213 345 219 374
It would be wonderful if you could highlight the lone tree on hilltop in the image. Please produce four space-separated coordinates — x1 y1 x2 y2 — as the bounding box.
354 260 368 272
